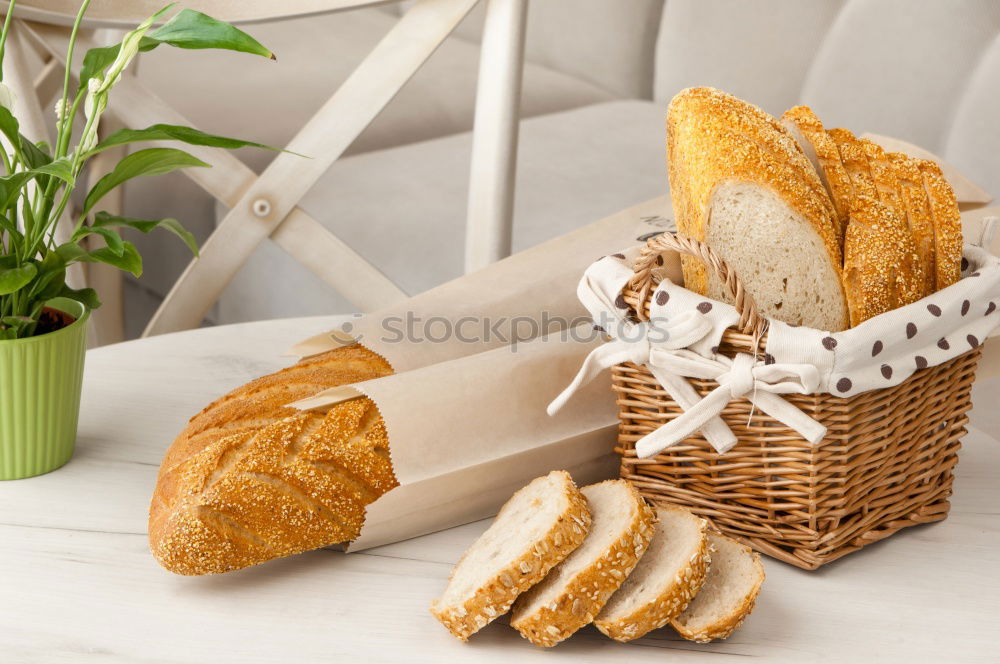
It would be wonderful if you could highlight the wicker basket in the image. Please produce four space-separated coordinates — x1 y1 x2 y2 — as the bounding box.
613 233 982 570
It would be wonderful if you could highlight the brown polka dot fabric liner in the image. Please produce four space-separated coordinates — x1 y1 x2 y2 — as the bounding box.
576 244 1000 403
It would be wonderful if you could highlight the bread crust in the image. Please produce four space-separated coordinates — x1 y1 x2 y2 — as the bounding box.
670 535 764 643
430 471 591 641
510 480 657 648
781 105 853 247
828 128 878 201
842 195 926 325
593 508 711 642
149 346 396 575
917 158 963 290
888 152 938 295
667 89 843 308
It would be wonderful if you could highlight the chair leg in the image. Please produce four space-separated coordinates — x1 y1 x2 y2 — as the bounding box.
464 0 527 272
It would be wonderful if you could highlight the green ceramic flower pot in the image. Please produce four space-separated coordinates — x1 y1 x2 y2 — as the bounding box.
0 298 89 480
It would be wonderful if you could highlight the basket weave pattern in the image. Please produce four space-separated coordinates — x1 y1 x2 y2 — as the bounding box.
613 234 982 570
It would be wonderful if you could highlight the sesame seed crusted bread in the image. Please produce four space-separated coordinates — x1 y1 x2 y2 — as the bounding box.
860 139 906 221
828 128 879 202
149 346 396 575
842 195 926 326
917 158 963 290
430 471 591 641
781 105 853 247
888 151 938 295
594 505 711 642
671 532 764 643
667 88 848 331
510 480 656 648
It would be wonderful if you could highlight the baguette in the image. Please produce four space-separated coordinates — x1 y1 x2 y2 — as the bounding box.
671 532 764 643
828 128 879 201
430 471 591 641
668 87 848 331
594 505 711 642
510 480 656 647
149 345 395 575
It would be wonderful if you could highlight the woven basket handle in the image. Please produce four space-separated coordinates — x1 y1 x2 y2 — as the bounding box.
628 233 766 337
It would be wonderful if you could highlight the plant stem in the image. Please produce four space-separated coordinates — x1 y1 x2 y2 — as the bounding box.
55 0 92 159
0 0 17 82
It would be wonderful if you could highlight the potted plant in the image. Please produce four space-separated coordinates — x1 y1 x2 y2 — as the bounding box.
0 1 279 479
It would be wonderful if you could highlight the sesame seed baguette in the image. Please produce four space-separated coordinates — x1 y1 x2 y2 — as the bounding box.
781 105 853 247
149 345 397 575
510 480 657 648
828 128 879 201
860 139 907 221
917 158 963 290
842 195 926 325
594 506 711 642
888 152 938 295
671 532 764 643
430 471 591 641
668 88 847 331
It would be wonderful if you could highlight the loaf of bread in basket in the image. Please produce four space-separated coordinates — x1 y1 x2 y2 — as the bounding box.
668 87 962 330
148 345 394 575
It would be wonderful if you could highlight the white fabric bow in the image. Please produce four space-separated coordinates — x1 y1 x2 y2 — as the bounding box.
549 311 827 456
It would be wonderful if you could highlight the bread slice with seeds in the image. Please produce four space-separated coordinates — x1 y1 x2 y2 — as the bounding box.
917 158 963 289
509 479 656 647
594 505 711 642
828 128 878 201
888 152 937 295
781 105 853 247
430 470 590 641
671 532 764 643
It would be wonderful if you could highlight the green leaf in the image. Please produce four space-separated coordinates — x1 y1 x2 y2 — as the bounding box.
0 263 37 296
150 9 275 59
73 225 125 256
0 105 20 147
18 135 52 169
89 123 282 155
83 147 209 214
57 284 101 310
32 158 75 186
92 211 199 256
78 38 160 90
88 240 143 277
27 258 67 302
0 171 35 210
54 242 89 263
0 316 35 336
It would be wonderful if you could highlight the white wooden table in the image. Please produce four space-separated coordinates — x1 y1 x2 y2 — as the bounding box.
2 316 998 663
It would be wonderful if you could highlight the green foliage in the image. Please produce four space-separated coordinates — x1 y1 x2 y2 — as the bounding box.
0 1 278 338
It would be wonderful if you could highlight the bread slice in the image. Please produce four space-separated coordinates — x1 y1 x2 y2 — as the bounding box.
510 480 656 647
860 139 906 219
668 88 848 331
430 471 591 641
888 152 937 295
671 532 764 643
917 158 963 289
594 506 711 642
828 128 878 201
842 195 926 326
781 105 853 247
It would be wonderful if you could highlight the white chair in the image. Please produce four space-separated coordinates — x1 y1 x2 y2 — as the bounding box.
4 0 528 341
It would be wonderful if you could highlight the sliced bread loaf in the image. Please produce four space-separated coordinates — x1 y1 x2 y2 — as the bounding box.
781 105 853 246
430 470 591 641
594 505 711 642
888 151 938 295
510 480 656 647
668 87 848 331
671 532 764 643
917 158 963 289
843 195 927 325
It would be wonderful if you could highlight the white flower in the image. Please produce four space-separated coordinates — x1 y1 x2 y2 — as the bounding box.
54 98 69 123
0 82 16 111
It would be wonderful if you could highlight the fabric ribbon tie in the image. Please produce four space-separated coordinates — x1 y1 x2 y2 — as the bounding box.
549 314 827 456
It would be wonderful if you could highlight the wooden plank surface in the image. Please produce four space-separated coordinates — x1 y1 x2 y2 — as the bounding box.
0 315 998 663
